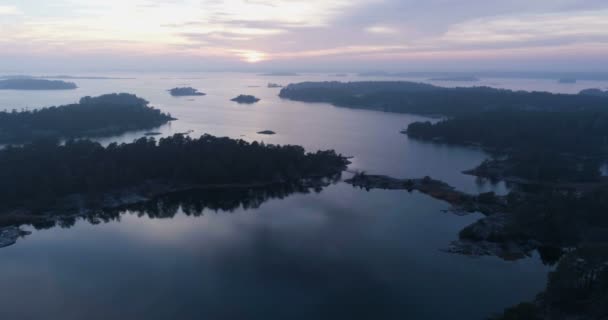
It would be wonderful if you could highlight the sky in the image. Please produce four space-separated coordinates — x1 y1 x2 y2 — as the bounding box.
1 0 608 72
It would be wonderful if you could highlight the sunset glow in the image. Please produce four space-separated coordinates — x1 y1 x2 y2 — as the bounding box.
1 0 607 71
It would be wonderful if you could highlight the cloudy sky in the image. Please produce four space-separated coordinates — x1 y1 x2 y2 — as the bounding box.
1 0 608 72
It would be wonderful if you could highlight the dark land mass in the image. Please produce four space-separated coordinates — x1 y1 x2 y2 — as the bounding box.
279 81 608 116
0 79 77 90
357 71 608 81
0 93 174 144
405 109 608 183
558 78 577 84
257 130 276 135
169 87 206 96
0 134 349 246
580 88 608 97
231 94 260 104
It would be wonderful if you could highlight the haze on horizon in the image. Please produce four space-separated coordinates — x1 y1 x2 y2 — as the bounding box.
1 0 608 73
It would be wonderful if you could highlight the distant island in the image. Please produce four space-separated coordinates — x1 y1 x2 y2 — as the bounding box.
279 81 608 116
257 130 276 135
0 93 174 143
428 76 480 82
579 88 608 97
231 95 260 104
0 134 348 229
0 79 77 90
558 78 577 83
168 87 206 96
259 72 299 76
268 83 283 88
0 75 133 80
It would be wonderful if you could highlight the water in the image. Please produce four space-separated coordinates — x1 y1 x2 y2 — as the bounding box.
0 72 577 319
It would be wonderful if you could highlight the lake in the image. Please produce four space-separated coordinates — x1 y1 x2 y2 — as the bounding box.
0 72 591 319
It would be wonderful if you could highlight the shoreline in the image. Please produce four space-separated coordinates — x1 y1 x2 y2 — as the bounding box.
345 173 539 260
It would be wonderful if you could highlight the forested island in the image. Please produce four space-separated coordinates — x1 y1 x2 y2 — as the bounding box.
0 93 174 143
169 87 206 96
0 79 77 90
279 81 608 116
0 134 349 238
580 88 608 97
231 95 260 104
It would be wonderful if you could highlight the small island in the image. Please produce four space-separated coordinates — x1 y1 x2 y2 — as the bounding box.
257 130 276 135
231 95 260 104
169 87 206 96
0 79 77 90
0 93 174 143
268 83 283 88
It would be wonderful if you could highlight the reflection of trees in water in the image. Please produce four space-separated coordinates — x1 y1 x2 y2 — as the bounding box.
126 182 324 219
38 176 341 230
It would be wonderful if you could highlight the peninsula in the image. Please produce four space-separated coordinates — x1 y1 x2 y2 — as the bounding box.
0 93 174 143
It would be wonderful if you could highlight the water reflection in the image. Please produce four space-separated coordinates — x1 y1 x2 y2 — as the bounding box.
29 179 338 231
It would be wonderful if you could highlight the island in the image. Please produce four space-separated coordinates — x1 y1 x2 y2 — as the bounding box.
0 79 77 90
257 130 276 135
428 76 480 81
579 88 608 97
0 134 350 246
168 87 206 96
259 72 299 76
558 78 577 83
279 81 608 116
231 95 260 104
268 83 283 88
0 93 174 143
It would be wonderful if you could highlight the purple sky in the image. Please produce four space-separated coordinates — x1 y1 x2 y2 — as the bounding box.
1 0 608 72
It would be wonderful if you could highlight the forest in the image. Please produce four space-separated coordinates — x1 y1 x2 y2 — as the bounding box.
0 78 77 90
0 134 349 211
279 81 608 116
0 93 174 143
406 109 608 182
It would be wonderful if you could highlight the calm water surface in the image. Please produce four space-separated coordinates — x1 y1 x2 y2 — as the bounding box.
0 73 587 319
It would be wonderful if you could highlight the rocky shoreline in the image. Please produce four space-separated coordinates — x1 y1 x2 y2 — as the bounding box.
0 226 31 248
345 173 539 260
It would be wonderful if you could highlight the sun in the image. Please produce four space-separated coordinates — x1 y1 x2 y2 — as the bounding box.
240 51 267 63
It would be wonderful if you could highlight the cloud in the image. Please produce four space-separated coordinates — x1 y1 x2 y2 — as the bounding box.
2 0 608 70
0 5 20 15
365 26 398 35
